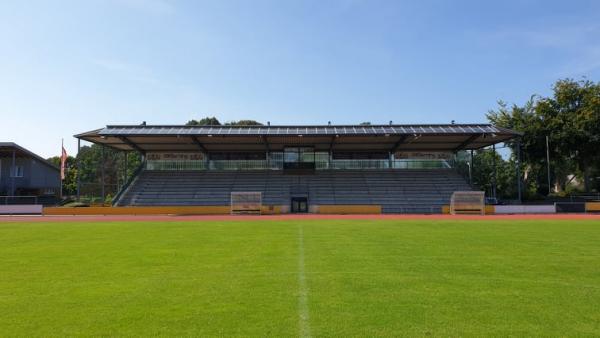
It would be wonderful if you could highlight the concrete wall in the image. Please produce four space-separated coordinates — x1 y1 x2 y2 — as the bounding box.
0 204 43 215
494 205 556 214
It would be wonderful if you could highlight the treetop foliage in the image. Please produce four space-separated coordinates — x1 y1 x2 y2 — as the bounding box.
486 78 600 194
186 117 263 126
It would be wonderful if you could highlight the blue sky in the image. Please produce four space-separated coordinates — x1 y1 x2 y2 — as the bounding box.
1 0 599 157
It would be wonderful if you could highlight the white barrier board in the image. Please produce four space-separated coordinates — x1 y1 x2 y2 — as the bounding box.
495 205 556 214
0 204 43 215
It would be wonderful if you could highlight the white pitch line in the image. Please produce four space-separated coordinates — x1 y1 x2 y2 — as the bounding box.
298 224 312 338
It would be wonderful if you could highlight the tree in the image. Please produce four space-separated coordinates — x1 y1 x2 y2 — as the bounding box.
61 145 141 201
47 155 77 196
487 78 600 195
186 117 263 126
186 117 221 126
545 79 600 191
224 120 263 126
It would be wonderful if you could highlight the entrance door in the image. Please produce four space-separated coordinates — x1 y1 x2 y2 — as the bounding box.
291 197 308 213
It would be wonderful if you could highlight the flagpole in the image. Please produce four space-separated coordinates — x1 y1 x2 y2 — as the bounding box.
60 139 63 200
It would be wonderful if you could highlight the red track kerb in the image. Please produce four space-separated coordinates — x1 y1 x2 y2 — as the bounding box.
1 213 599 223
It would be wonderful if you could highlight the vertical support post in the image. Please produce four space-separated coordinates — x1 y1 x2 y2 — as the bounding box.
516 139 522 203
124 151 128 183
266 151 270 169
119 151 123 190
11 149 16 196
388 151 392 169
60 139 63 200
469 149 474 186
492 144 497 200
77 138 81 201
546 135 551 195
101 145 105 203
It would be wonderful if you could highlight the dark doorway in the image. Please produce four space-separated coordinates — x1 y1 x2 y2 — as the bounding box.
291 197 308 213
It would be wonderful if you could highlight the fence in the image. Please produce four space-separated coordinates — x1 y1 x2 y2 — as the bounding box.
0 196 39 205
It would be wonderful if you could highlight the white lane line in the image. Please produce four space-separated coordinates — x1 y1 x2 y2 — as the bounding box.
298 224 312 338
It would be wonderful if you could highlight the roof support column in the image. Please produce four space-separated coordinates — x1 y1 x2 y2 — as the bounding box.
469 149 474 187
262 136 270 169
77 138 81 201
191 136 207 153
121 151 127 191
118 136 145 154
124 151 128 185
516 139 522 203
492 144 497 200
101 144 105 204
546 135 551 195
390 135 408 153
454 134 481 152
329 135 337 170
10 149 16 196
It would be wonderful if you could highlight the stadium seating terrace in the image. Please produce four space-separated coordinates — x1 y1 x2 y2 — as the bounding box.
76 123 520 213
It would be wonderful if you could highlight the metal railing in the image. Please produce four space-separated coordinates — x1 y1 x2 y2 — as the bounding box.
112 161 146 206
0 195 39 205
209 160 271 171
392 160 451 169
567 193 600 202
330 159 390 170
145 159 453 171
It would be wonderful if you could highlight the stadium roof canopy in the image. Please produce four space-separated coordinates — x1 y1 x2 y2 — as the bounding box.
75 124 521 152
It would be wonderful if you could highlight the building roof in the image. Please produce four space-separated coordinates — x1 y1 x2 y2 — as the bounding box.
0 142 60 171
75 123 521 153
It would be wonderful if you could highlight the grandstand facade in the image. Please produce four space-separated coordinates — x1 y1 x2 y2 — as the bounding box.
76 124 520 213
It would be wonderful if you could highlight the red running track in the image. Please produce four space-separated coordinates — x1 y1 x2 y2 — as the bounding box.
1 214 600 223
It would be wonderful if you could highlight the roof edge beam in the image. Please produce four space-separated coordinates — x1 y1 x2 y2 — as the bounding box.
261 136 270 152
390 135 409 152
329 135 338 151
454 134 481 152
191 136 208 153
118 136 145 153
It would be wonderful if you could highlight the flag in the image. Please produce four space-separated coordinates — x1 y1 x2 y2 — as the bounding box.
60 145 67 180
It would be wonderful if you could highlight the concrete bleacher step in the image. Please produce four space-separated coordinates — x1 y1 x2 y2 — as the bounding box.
116 169 472 213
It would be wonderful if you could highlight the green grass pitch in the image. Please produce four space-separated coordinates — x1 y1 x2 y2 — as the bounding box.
1 219 600 336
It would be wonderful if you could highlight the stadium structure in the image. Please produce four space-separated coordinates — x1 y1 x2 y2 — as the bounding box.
75 123 521 214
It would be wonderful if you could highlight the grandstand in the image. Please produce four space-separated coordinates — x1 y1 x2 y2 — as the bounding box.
76 123 520 213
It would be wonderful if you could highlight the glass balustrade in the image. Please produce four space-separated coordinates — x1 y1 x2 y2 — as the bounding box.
146 156 451 171
392 159 451 169
330 159 390 169
209 160 271 170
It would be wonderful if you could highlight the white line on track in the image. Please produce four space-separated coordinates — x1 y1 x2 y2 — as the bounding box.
298 224 311 338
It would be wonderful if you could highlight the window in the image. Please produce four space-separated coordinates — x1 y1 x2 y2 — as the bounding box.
10 165 24 178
